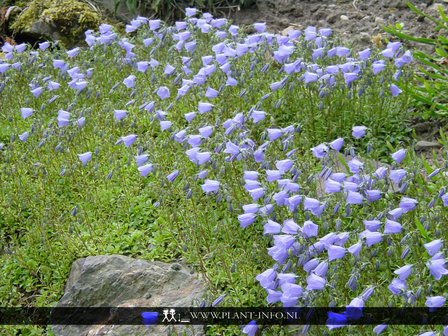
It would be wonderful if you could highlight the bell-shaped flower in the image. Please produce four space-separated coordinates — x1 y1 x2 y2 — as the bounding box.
348 242 362 256
198 102 213 114
425 296 446 308
390 84 402 97
304 258 319 273
363 219 381 232
39 41 50 50
399 197 417 213
365 190 381 202
286 195 302 212
57 110 70 127
306 273 326 290
242 321 258 336
78 152 92 166
280 283 302 307
348 158 363 173
391 148 406 164
302 220 318 238
138 163 153 177
184 112 196 123
373 324 388 335
122 134 137 148
187 135 202 147
388 278 407 295
424 240 443 256
426 259 448 280
196 152 211 165
244 171 258 181
266 170 281 182
314 261 328 277
388 207 403 220
276 159 293 174
167 170 180 182
352 126 367 139
266 289 282 304
21 108 33 119
201 179 220 195
196 170 208 180
374 166 387 180
394 264 413 280
267 128 282 141
329 138 344 152
114 109 127 121
198 126 213 138
205 87 218 99
157 86 170 100
76 117 85 128
224 141 239 155
249 187 265 201
346 191 363 204
251 110 266 124
273 191 289 206
160 120 172 131
282 219 299 234
264 219 281 235
48 81 60 91
360 230 382 247
123 75 136 88
325 179 341 193
19 131 29 142
244 180 260 191
384 219 401 234
328 245 345 261
31 87 43 98
389 169 407 183
311 143 328 159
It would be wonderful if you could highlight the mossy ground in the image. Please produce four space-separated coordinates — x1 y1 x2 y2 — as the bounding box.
10 0 101 46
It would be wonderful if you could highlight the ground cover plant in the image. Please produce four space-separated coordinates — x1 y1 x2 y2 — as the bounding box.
383 0 448 119
0 6 447 336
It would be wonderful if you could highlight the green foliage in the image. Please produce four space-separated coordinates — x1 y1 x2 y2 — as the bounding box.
383 0 448 119
0 11 444 336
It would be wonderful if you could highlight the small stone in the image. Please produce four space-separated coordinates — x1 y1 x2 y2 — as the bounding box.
340 15 349 21
415 140 443 151
357 32 371 43
171 263 182 271
281 26 296 36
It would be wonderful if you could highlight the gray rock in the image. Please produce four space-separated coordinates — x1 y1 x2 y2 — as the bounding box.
22 20 63 42
426 3 447 19
415 140 443 151
51 255 206 336
375 17 385 24
90 0 135 22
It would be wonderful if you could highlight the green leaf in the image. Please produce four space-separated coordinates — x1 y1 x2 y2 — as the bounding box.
113 0 121 18
420 154 433 174
438 4 448 24
337 153 350 173
382 25 436 45
405 0 440 26
126 0 138 14
385 140 395 153
415 218 429 240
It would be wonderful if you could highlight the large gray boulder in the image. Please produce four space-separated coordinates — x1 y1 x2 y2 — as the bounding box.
51 255 206 336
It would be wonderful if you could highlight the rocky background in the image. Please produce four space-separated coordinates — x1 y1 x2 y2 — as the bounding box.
0 0 446 51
